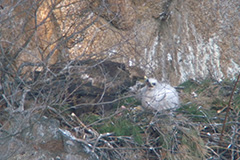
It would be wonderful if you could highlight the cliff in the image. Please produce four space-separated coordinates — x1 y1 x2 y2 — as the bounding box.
1 0 239 84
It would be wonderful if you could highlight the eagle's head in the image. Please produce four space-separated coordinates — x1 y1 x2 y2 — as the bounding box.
145 77 158 88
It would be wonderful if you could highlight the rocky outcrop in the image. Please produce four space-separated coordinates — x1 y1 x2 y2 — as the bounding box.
1 0 239 84
0 112 97 160
48 0 240 84
155 0 240 84
27 60 143 114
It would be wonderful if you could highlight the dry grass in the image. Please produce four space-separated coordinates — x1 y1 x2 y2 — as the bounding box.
47 76 240 159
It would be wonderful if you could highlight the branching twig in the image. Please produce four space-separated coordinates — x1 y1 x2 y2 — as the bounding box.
220 74 240 141
92 132 114 152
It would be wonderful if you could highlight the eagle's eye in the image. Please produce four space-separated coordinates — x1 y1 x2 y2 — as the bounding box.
152 82 156 86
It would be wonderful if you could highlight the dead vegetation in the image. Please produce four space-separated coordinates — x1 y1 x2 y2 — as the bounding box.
1 62 240 159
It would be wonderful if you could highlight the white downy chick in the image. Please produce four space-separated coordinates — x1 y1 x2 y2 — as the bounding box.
140 78 179 111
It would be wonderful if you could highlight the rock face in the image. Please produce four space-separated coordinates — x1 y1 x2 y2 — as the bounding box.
154 0 240 84
0 112 97 160
1 0 239 84
52 0 240 84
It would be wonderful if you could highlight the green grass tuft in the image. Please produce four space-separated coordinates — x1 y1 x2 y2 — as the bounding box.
96 117 143 144
179 80 198 93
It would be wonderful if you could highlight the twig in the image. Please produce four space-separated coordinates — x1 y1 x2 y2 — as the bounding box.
71 112 87 128
71 112 99 139
2 94 13 108
150 146 162 159
92 132 113 152
18 86 31 112
230 125 237 160
62 95 134 112
220 74 240 141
